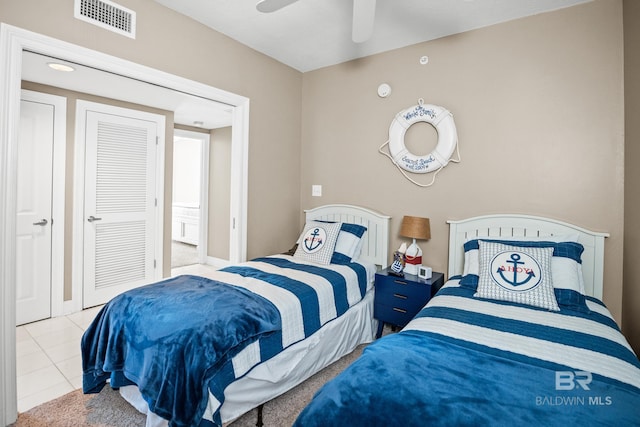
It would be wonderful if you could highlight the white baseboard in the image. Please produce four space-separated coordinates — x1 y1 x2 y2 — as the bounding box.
206 256 232 269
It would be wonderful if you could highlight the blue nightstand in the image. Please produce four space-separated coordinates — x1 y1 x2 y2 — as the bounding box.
374 269 444 338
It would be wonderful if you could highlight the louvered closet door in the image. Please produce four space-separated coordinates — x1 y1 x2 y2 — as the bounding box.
83 110 159 308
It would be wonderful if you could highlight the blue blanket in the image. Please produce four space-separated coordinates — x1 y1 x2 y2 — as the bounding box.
295 283 640 427
82 275 281 427
82 256 370 426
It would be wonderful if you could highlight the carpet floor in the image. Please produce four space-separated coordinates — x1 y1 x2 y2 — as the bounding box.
11 341 370 427
171 241 199 269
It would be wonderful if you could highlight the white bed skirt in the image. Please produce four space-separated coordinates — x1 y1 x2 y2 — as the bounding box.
119 289 377 426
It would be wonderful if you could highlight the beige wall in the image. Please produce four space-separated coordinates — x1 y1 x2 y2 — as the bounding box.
301 1 626 323
209 126 232 260
0 0 304 263
623 0 640 353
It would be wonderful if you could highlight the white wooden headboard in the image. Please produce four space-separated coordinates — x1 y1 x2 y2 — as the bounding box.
447 214 609 299
305 204 391 269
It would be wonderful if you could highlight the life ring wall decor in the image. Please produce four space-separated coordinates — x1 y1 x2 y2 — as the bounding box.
379 99 461 187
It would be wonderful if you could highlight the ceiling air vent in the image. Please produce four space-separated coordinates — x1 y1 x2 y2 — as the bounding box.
74 0 136 39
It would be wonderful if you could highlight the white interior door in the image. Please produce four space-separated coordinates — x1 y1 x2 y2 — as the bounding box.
77 101 164 308
16 91 66 325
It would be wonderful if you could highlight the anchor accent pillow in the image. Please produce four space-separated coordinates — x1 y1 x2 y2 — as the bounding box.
459 239 586 310
293 221 341 265
475 241 560 311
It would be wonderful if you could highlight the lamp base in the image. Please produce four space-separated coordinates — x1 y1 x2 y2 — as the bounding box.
403 241 422 276
403 263 420 276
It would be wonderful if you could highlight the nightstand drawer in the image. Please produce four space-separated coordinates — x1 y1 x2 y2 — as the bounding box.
375 276 431 312
374 303 416 328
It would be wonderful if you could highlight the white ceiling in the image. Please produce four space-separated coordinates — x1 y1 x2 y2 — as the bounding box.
21 51 233 130
154 0 592 72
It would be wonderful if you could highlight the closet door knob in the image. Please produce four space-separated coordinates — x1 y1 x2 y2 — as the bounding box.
33 219 48 226
87 216 102 222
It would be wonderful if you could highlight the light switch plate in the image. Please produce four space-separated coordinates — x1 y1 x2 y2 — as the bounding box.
312 185 322 197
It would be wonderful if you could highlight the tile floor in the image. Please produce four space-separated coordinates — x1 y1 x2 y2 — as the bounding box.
16 305 103 412
15 263 212 413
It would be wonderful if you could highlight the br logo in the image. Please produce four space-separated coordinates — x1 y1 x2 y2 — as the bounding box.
490 251 542 291
556 371 592 390
301 227 327 254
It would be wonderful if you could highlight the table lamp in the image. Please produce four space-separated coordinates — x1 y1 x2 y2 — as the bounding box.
399 215 431 275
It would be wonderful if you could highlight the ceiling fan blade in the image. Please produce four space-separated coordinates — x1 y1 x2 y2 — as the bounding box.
352 0 376 43
256 0 300 13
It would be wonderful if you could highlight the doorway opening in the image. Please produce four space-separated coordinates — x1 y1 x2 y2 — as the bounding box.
171 129 210 269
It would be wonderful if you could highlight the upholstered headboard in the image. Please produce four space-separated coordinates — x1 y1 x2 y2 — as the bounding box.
447 214 609 299
305 204 391 269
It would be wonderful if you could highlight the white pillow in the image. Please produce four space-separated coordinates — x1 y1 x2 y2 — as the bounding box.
351 235 366 261
474 241 560 311
293 221 341 265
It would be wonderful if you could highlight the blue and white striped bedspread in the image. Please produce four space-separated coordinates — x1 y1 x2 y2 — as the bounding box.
406 281 640 391
294 279 640 426
82 255 370 427
201 255 371 425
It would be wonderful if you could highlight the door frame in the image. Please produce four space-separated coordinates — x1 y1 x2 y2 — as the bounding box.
0 24 249 424
172 128 210 266
19 89 67 321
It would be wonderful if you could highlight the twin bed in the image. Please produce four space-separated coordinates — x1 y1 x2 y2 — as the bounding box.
81 207 640 426
81 204 391 426
295 215 640 426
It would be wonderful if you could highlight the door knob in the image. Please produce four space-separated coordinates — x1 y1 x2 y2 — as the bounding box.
32 218 48 226
87 216 103 222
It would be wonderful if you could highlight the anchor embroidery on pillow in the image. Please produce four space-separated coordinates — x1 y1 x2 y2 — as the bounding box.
490 251 542 292
302 227 326 254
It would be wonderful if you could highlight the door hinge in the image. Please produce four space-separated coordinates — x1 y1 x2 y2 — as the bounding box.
156 136 159 145
155 198 158 207
154 259 157 268
233 217 236 229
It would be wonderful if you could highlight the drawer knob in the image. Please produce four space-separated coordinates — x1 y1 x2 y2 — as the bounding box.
393 293 408 299
392 307 407 314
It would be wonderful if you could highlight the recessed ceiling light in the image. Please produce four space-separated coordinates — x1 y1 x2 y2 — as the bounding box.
193 121 204 127
47 62 75 72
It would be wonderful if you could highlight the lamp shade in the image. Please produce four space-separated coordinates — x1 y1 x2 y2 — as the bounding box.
399 216 431 240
